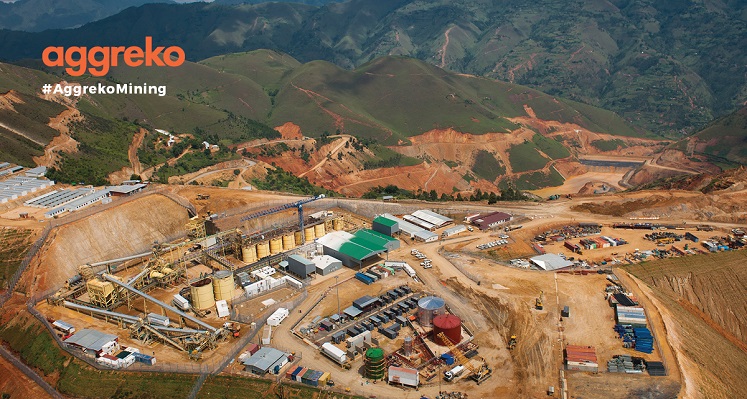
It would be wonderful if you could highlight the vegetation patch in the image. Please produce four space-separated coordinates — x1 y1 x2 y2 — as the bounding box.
512 168 564 190
362 143 422 170
507 141 550 173
252 167 335 196
590 139 628 152
471 150 506 182
0 228 32 289
531 134 570 159
199 375 364 399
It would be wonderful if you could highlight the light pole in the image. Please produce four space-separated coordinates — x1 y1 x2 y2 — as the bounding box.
335 275 340 318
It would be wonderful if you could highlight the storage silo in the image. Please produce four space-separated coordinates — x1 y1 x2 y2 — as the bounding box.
433 314 462 346
304 226 315 241
365 347 386 380
190 278 215 310
242 245 257 263
213 270 234 302
314 223 326 238
417 296 445 327
325 219 334 231
282 234 296 250
333 218 343 230
256 242 270 259
294 231 303 244
269 237 283 255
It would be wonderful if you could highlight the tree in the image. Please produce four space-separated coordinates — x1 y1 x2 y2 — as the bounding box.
456 193 464 201
129 174 141 181
233 169 241 176
429 189 438 201
488 192 497 204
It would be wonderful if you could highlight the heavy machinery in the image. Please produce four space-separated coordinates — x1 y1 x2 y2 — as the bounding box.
508 335 517 350
437 332 492 385
535 291 544 310
240 195 325 244
196 194 210 200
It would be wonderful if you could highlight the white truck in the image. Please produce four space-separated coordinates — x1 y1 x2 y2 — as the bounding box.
444 365 465 381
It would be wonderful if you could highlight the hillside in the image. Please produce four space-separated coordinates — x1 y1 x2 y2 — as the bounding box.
1 51 665 193
683 106 747 166
624 251 747 398
0 0 744 136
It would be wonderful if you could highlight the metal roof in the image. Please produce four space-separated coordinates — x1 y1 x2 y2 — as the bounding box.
242 347 288 372
64 329 117 351
418 296 445 310
472 211 512 229
530 254 573 271
317 230 387 261
403 214 436 230
288 254 314 266
343 306 363 318
414 230 438 241
443 225 467 235
412 210 452 226
354 229 397 247
107 183 146 194
380 214 426 237
353 295 379 309
373 215 398 228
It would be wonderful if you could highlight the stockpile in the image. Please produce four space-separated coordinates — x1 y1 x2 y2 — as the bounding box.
646 361 667 376
633 328 654 353
615 306 647 327
565 345 598 372
607 355 644 373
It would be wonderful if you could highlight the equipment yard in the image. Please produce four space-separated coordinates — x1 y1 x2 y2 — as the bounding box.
1 182 746 399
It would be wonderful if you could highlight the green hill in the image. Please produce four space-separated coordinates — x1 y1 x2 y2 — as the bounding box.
686 106 747 166
0 0 743 137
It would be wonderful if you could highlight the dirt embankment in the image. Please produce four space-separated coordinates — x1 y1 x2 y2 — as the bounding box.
624 252 747 398
31 194 190 292
274 122 304 140
32 108 82 168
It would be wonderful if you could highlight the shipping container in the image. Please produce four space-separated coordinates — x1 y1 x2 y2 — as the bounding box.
355 272 374 285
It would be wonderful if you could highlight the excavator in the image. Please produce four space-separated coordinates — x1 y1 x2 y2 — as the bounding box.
535 290 544 310
508 335 517 350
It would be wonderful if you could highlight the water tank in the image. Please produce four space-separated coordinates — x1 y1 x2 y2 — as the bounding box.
417 296 445 327
256 242 270 259
333 218 343 231
304 227 315 242
433 314 462 346
242 245 257 263
403 336 413 356
364 347 386 380
314 223 326 238
294 231 303 244
190 278 215 310
282 234 296 250
213 270 234 302
269 237 282 255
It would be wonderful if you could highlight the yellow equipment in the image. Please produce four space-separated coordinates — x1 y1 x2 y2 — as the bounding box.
437 332 492 384
508 335 517 350
535 290 544 310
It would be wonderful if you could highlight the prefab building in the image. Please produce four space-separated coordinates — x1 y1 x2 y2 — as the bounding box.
287 255 315 278
311 255 342 276
64 329 119 356
243 347 289 374
442 225 467 237
388 366 419 387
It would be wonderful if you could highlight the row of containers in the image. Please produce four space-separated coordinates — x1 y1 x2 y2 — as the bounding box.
614 325 654 354
241 219 344 263
285 365 331 387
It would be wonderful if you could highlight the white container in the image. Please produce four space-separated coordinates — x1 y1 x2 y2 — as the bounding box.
321 342 347 364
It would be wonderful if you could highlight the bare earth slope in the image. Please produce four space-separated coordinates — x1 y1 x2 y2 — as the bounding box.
625 251 747 399
33 195 189 292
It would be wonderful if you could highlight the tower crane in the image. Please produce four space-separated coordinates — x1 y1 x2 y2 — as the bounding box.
240 194 325 244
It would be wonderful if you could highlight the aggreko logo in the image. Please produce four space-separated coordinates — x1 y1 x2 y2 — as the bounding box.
42 37 185 77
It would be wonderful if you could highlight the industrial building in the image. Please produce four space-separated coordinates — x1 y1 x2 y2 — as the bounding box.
411 210 453 228
107 183 147 197
372 215 399 236
530 254 574 271
0 176 55 204
242 346 290 374
64 329 120 356
468 211 512 230
316 229 396 269
310 255 342 275
45 189 111 218
417 296 445 327
377 214 432 240
287 255 316 278
442 225 467 237
388 366 419 387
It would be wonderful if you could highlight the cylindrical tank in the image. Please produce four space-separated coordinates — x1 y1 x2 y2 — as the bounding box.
417 296 445 327
365 347 386 380
256 242 270 259
333 218 343 231
294 231 303 243
282 234 296 250
403 336 413 356
269 237 282 255
433 314 462 346
304 227 315 242
190 278 215 310
242 245 257 263
324 220 334 231
150 270 164 279
314 223 326 238
213 270 234 302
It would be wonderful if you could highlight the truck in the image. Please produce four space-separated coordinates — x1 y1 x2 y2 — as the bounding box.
505 225 523 232
444 365 465 381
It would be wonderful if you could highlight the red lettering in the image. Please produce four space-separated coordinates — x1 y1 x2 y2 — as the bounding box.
144 36 165 66
163 46 185 67
42 47 64 67
87 46 110 77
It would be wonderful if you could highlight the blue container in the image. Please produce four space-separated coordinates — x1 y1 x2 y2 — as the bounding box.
441 353 455 365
